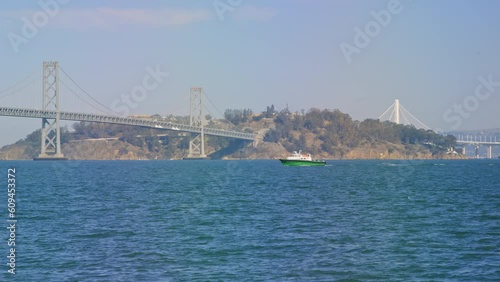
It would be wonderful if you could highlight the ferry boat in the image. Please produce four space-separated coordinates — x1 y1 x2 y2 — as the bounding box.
279 151 326 166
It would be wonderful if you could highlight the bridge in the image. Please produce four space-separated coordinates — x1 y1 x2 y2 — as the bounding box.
0 62 256 160
378 99 431 130
456 135 500 159
378 99 499 158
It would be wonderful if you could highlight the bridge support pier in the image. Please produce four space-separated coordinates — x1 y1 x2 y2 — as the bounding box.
185 87 208 159
475 145 480 159
35 61 67 161
487 145 492 159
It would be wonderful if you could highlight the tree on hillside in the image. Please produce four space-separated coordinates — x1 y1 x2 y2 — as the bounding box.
358 119 386 141
437 134 457 149
263 105 277 118
224 108 253 125
304 108 323 131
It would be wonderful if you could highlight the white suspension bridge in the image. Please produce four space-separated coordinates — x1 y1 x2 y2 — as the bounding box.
0 62 256 160
378 99 431 130
378 99 500 158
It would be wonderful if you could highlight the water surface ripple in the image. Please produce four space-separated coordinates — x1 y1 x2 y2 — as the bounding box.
1 160 498 281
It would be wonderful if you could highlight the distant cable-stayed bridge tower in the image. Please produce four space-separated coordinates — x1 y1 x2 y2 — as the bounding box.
378 99 431 130
394 99 400 124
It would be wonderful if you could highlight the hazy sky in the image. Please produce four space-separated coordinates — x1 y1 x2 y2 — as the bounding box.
1 0 499 146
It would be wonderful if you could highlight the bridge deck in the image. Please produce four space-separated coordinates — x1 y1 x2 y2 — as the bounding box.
456 140 500 146
0 107 256 141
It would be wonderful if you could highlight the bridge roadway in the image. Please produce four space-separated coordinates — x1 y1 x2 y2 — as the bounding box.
456 140 500 146
455 139 500 159
0 107 256 141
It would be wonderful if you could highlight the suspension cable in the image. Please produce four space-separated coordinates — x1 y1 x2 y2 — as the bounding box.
400 104 430 130
60 67 121 116
60 79 111 115
203 89 241 131
378 101 395 120
0 69 39 99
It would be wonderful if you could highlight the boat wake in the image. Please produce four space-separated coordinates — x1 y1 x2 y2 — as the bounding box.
379 162 408 167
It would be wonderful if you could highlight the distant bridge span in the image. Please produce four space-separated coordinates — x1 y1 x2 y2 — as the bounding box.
0 61 257 159
455 135 500 159
0 107 256 141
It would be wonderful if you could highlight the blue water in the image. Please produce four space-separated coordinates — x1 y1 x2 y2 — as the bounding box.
0 160 499 281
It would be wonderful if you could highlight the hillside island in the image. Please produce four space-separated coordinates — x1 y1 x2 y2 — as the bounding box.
0 106 463 160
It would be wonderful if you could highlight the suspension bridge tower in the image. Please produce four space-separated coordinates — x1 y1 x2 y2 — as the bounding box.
378 99 431 130
185 87 208 159
394 99 400 124
34 61 67 160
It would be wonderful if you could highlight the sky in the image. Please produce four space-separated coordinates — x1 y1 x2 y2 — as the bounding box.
0 0 499 146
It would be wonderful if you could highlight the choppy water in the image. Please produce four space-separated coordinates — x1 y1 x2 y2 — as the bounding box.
0 159 499 281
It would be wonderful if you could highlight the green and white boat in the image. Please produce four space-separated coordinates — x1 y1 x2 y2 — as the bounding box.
279 151 326 166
